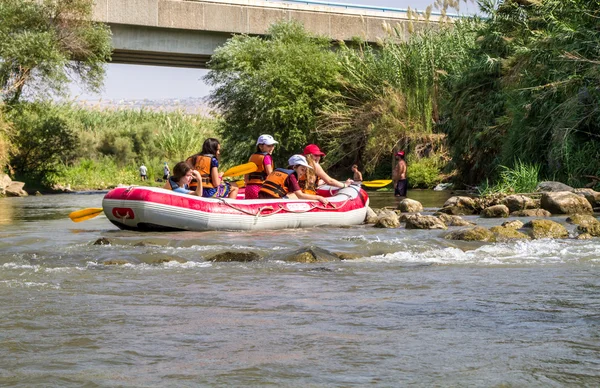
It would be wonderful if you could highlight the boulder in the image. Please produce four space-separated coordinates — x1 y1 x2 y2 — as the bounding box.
540 191 593 215
435 213 475 227
481 204 510 218
444 227 496 242
365 207 378 224
572 188 600 208
209 251 261 262
523 219 569 239
489 226 530 241
398 198 423 213
282 246 341 263
0 173 11 189
577 223 600 237
501 194 538 213
443 196 477 210
510 209 551 217
5 181 28 197
374 210 400 228
565 214 600 228
576 233 593 240
405 215 447 230
501 220 524 230
438 205 476 216
536 181 574 192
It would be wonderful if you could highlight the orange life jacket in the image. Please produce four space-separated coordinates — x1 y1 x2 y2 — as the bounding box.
259 168 295 198
186 154 215 189
246 152 271 185
298 175 317 195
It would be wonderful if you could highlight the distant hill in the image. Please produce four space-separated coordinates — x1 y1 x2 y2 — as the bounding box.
72 97 213 116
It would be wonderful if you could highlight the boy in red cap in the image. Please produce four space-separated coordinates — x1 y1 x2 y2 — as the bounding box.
393 150 408 197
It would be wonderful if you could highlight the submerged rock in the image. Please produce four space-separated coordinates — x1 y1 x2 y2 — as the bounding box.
93 238 111 245
444 227 496 242
510 209 551 217
523 219 569 239
282 246 341 263
102 259 130 265
489 226 530 241
209 251 261 262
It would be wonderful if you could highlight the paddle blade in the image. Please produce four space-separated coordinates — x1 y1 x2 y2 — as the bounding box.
69 207 103 223
235 179 245 188
362 180 393 188
222 162 257 178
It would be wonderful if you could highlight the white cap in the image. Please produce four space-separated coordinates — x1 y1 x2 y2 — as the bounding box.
288 154 313 169
256 134 278 145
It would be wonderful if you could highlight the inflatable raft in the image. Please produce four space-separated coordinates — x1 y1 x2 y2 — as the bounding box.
102 184 369 231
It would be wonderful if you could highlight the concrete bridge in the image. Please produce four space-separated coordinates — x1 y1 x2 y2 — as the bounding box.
92 0 438 68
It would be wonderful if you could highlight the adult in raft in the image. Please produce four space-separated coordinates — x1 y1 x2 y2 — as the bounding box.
244 134 278 199
301 144 353 194
258 154 329 206
187 138 239 199
163 161 203 196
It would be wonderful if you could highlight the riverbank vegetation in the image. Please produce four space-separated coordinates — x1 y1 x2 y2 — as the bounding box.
1 0 599 193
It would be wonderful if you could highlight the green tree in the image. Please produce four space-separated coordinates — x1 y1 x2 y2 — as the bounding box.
204 21 341 165
8 102 78 182
0 0 112 104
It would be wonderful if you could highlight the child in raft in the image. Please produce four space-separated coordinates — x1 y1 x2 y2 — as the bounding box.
244 134 278 199
163 161 203 196
302 144 353 194
187 138 239 199
258 154 329 206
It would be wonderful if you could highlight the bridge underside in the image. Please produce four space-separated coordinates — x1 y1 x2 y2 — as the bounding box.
108 24 231 69
111 49 212 68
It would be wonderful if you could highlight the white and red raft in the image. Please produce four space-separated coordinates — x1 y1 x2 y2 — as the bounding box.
102 185 369 231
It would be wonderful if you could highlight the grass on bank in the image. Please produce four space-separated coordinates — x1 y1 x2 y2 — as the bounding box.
478 160 541 196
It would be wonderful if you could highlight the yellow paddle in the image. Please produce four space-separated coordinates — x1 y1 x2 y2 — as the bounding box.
361 179 393 188
222 162 257 178
69 207 103 223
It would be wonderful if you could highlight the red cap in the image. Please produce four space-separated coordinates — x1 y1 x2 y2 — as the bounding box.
396 150 405 156
303 144 326 157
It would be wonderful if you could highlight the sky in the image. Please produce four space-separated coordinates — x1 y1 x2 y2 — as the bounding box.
70 0 479 102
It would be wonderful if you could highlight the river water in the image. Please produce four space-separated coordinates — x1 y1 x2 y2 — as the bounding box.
1 190 599 386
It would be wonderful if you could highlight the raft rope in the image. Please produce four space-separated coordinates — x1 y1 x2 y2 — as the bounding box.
217 191 354 216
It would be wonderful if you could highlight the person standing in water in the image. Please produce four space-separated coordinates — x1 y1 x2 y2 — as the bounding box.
393 150 408 197
351 164 363 182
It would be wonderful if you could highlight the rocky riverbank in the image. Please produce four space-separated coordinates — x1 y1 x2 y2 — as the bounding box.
366 181 600 241
0 173 28 197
